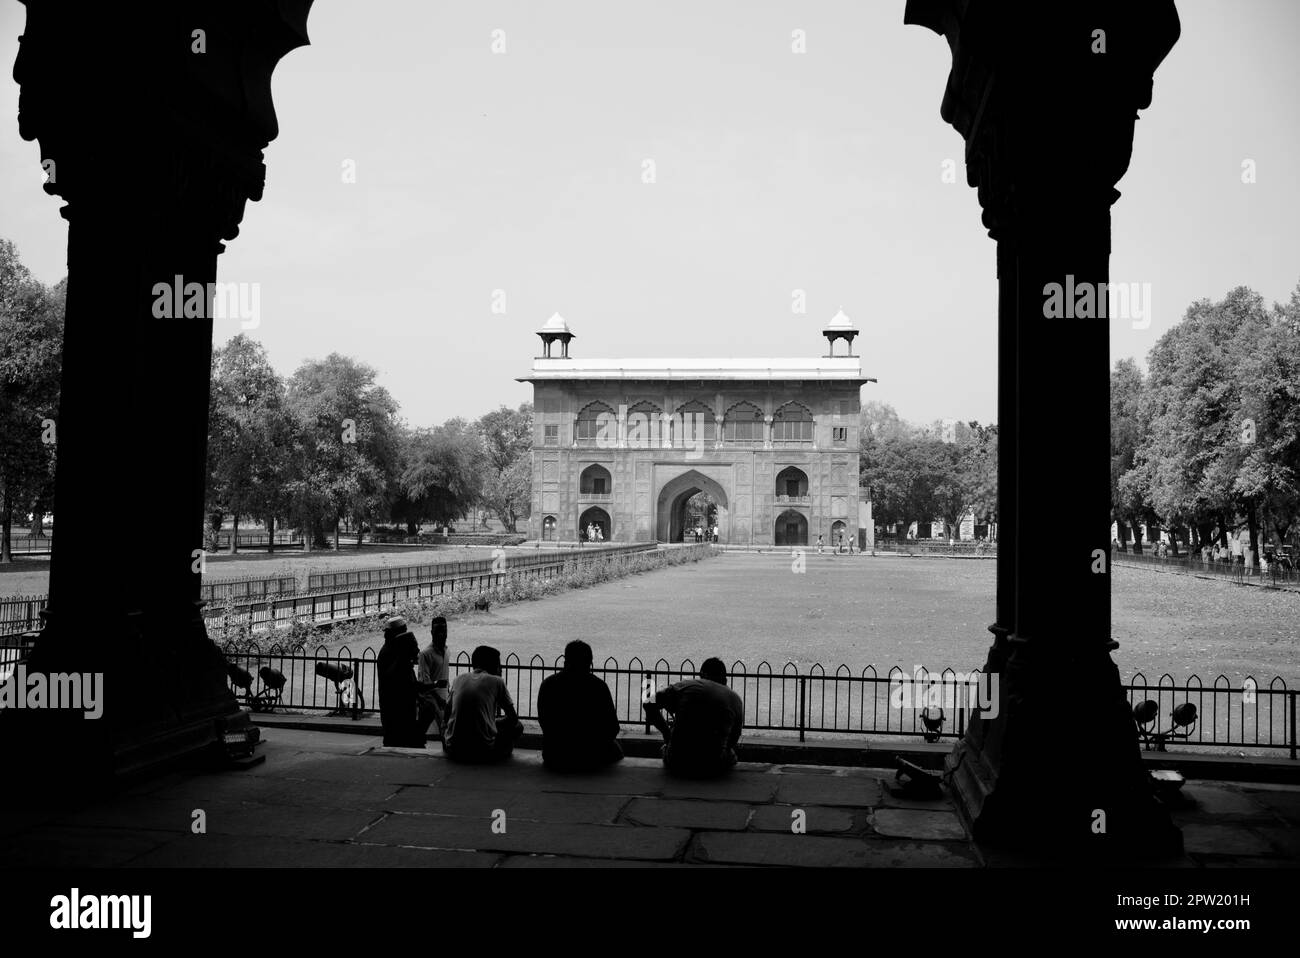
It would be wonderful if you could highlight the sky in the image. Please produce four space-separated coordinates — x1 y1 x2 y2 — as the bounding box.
1 1 1297 430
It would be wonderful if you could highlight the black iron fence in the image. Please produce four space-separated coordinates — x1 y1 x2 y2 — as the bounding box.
0 543 681 637
1113 550 1300 589
201 575 298 604
871 539 997 557
215 642 1297 759
211 531 305 551
365 532 528 547
0 595 47 637
4 535 52 555
305 542 657 593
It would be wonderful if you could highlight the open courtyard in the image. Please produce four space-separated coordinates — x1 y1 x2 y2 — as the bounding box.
322 552 1298 688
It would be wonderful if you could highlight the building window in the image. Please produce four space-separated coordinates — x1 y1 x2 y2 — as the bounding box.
543 424 559 445
579 464 612 497
671 400 717 447
575 402 616 444
723 403 764 444
775 466 809 500
832 426 847 445
625 401 662 448
773 402 814 444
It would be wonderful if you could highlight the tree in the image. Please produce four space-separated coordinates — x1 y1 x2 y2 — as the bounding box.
394 419 487 533
0 240 63 562
284 354 401 548
861 434 950 536
958 422 998 535
1125 287 1275 555
207 335 294 551
482 457 531 533
1236 286 1300 550
1110 358 1153 552
475 403 532 531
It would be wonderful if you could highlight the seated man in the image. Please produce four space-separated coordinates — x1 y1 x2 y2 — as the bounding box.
376 615 425 748
417 616 450 736
537 640 624 771
442 645 523 763
643 657 745 777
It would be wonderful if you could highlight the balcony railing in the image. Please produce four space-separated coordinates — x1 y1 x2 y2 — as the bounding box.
578 491 613 501
775 493 809 504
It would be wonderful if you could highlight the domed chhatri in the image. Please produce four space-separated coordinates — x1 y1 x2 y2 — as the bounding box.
822 309 859 357
536 312 576 358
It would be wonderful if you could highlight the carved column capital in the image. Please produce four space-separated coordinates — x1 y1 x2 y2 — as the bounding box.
905 0 1180 243
14 0 313 253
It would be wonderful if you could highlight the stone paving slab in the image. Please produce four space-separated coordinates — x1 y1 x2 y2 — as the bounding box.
63 798 384 843
659 771 780 803
748 804 858 834
1179 824 1275 857
620 798 753 830
0 825 177 868
690 832 979 867
360 815 692 861
272 753 446 787
164 776 403 811
499 854 709 868
384 785 629 824
1179 784 1272 820
870 808 968 841
773 775 884 807
3 728 1292 868
126 834 502 868
1243 788 1300 824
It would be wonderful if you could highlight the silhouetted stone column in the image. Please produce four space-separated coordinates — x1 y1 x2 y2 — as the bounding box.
4 0 311 796
905 0 1183 857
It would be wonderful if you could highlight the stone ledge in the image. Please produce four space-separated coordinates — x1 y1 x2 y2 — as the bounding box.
249 714 1300 784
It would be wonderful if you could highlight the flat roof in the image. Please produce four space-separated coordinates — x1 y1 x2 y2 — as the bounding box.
518 356 870 383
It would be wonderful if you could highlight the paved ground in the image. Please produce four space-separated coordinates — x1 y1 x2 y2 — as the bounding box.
1 728 1294 868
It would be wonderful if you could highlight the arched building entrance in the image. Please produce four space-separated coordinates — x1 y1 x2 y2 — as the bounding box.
578 506 611 542
775 509 808 546
655 469 729 543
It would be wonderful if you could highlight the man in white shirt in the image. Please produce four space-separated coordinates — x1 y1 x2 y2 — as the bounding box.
442 645 522 763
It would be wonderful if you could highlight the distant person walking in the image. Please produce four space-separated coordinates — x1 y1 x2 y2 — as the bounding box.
816 534 824 555
537 640 623 771
643 657 744 778
442 645 523 763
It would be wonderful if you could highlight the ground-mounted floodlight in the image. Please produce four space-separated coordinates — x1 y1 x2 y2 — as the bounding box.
1133 699 1198 751
256 667 287 712
920 706 945 743
315 662 364 717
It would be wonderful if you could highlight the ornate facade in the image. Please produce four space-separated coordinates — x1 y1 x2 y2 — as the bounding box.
519 314 871 545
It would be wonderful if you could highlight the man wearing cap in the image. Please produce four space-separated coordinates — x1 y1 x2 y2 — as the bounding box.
377 615 424 747
417 616 450 736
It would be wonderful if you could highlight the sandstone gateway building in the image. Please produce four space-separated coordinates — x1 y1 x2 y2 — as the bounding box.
520 313 871 546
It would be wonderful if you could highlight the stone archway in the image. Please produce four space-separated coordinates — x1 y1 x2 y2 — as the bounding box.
775 509 808 546
578 506 611 542
655 469 730 543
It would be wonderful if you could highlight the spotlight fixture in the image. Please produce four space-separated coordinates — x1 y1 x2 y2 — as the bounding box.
1133 699 1198 751
920 706 945 743
315 662 364 717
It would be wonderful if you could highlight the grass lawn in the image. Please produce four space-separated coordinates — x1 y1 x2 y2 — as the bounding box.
322 552 1297 686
